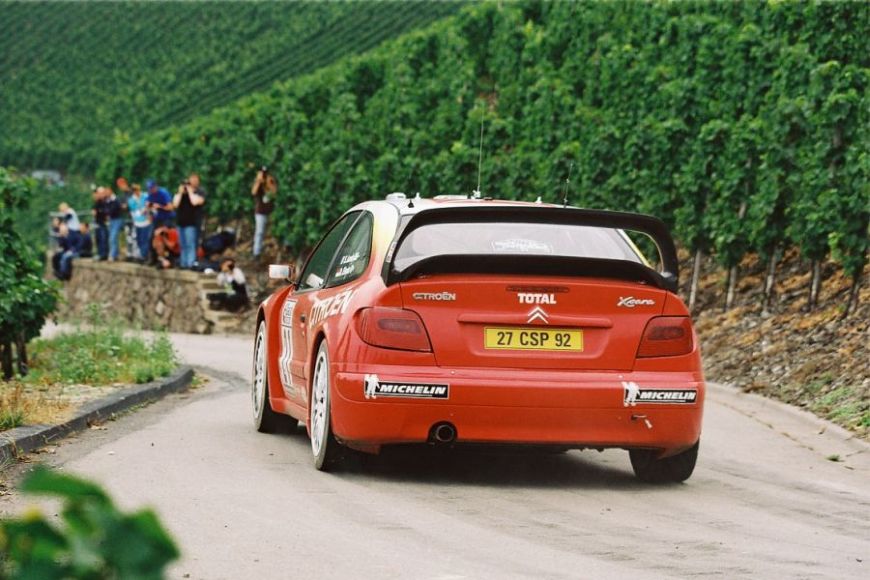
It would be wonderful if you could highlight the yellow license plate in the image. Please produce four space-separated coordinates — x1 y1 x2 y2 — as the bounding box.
484 327 583 351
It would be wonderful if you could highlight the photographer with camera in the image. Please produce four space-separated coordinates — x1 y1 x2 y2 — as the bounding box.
152 224 181 270
187 172 207 249
145 179 175 229
173 179 205 269
250 165 276 258
206 258 249 312
91 186 110 260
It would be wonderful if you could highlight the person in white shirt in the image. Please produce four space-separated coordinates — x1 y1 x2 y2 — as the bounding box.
207 258 249 311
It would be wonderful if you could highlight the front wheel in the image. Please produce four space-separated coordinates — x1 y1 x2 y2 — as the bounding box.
310 341 344 471
252 320 294 433
629 441 699 483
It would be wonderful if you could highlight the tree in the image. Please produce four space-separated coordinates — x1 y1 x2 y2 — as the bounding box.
0 167 60 379
675 119 730 311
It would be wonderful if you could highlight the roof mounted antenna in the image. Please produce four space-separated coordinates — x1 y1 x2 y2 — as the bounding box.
471 106 485 199
406 164 417 208
562 162 574 208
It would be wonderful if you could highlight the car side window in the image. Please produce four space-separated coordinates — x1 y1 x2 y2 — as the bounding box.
297 212 360 291
326 212 373 288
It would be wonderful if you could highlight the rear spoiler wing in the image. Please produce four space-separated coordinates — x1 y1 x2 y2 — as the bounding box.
383 206 679 293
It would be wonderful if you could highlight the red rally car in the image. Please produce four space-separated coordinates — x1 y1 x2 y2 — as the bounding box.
252 194 705 482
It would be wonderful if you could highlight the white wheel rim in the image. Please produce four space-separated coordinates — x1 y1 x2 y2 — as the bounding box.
310 349 329 456
253 325 266 420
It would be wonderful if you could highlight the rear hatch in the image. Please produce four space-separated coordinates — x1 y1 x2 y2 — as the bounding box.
401 275 665 370
386 204 680 370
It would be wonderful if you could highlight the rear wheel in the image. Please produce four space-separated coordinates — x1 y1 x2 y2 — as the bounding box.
629 441 699 483
252 320 294 433
310 341 343 471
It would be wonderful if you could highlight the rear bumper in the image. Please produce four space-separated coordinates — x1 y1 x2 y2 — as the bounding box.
330 364 704 455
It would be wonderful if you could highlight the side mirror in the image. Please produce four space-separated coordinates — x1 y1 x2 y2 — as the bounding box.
268 264 296 284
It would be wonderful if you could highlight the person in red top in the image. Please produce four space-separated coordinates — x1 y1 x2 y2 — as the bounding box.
152 225 181 269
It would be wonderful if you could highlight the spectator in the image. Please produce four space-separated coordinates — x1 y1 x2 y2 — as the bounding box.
106 187 125 261
92 187 109 260
51 223 81 281
152 224 181 269
146 179 175 229
173 180 205 269
116 176 132 199
207 258 249 311
57 202 81 231
200 228 236 259
127 183 152 262
188 172 207 248
117 177 135 258
250 166 276 258
78 222 93 258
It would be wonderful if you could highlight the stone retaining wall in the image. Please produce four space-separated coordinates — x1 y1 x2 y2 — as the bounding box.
59 260 215 333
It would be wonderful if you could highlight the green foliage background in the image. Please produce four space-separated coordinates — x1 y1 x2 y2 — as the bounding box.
100 1 868 278
0 0 462 173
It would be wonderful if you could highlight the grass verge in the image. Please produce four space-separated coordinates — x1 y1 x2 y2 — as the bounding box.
0 306 178 431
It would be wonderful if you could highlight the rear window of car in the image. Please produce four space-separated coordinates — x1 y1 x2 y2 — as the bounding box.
392 222 644 270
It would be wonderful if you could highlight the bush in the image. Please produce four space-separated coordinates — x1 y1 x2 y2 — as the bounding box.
0 167 60 380
24 306 179 387
0 466 179 579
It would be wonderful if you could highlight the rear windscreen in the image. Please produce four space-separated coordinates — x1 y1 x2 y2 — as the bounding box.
392 222 644 270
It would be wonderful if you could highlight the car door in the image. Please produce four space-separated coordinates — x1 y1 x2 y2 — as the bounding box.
283 212 361 405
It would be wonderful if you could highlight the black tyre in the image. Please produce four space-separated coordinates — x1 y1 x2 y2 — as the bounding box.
629 441 699 483
310 341 344 471
252 320 296 433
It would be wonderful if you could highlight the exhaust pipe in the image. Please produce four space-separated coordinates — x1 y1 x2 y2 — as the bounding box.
429 422 457 444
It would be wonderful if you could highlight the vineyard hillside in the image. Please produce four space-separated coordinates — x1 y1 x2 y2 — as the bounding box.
0 0 463 172
103 0 868 309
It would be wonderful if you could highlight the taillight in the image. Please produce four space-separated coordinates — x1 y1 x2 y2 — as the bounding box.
637 316 694 358
357 308 432 352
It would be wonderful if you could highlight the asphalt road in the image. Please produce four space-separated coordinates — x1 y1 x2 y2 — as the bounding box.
2 332 868 579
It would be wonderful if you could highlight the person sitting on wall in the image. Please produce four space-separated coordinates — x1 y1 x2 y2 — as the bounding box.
51 223 82 281
206 258 249 312
78 222 93 258
57 202 81 231
152 224 181 269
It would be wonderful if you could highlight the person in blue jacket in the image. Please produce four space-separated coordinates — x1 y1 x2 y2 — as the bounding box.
146 179 175 229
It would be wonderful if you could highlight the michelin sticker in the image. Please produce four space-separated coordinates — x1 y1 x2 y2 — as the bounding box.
363 374 449 400
623 381 697 406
